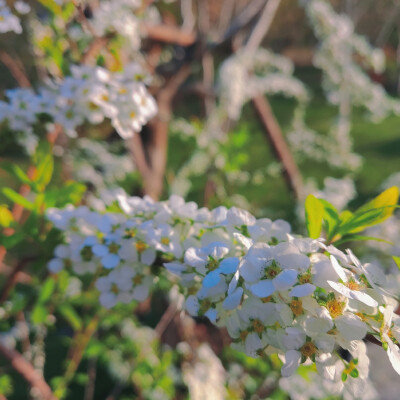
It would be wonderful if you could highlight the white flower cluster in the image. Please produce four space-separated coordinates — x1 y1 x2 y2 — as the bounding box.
305 0 400 119
65 138 134 192
47 193 400 397
0 0 29 34
219 48 309 121
91 0 143 50
0 64 156 153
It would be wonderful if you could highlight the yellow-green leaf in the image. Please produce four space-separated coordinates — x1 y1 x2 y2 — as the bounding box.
305 195 324 239
393 256 400 271
0 205 14 227
356 186 399 223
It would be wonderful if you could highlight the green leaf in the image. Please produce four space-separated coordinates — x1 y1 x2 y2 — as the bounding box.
0 205 14 227
318 199 340 239
356 186 399 222
58 304 83 331
33 142 54 189
393 256 400 271
333 235 393 247
31 304 48 324
38 278 56 304
2 188 34 211
305 195 324 239
341 372 348 382
335 187 399 237
44 181 86 207
0 231 25 249
0 162 32 185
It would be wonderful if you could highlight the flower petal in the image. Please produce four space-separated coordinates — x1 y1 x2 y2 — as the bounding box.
273 269 298 291
290 283 316 298
281 350 301 377
223 287 243 310
248 280 275 298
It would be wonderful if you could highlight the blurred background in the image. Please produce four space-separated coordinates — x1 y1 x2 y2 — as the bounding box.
1 0 400 399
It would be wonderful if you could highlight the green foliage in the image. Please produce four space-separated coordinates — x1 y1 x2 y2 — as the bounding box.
305 194 324 238
304 187 399 245
0 375 13 396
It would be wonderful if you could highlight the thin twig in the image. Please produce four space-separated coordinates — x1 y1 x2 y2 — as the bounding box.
181 0 195 32
0 51 31 88
0 344 56 400
155 303 178 336
54 316 100 399
245 0 282 53
252 95 304 199
141 24 196 46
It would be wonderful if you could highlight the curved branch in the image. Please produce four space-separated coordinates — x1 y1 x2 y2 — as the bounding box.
0 344 56 400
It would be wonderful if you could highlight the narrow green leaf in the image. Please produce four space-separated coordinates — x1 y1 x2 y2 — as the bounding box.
0 231 25 249
305 195 324 239
2 188 34 210
0 162 32 184
356 186 399 222
0 205 14 227
34 146 54 189
318 199 340 239
38 278 56 304
393 256 400 271
58 304 82 331
32 304 48 324
333 235 393 247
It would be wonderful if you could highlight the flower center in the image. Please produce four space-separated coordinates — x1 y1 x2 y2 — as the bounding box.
80 245 93 261
252 319 264 334
265 262 281 279
239 330 249 342
298 272 312 284
111 283 119 294
207 258 219 271
135 240 147 254
161 237 170 245
290 300 303 316
346 280 361 291
300 342 317 359
327 299 345 318
132 275 143 285
108 243 120 254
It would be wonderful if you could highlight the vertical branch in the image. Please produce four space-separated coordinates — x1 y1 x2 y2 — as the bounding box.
245 0 281 53
0 51 31 88
252 96 304 199
54 316 100 399
144 65 191 200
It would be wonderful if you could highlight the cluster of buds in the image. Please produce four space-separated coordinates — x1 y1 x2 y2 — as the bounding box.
47 193 400 398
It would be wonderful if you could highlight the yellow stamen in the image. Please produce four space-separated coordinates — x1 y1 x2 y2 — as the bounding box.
135 240 147 253
290 299 304 316
300 342 317 358
327 299 345 318
252 319 265 334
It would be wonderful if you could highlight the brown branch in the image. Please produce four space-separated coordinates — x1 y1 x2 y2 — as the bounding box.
54 316 100 399
252 95 303 200
145 65 191 200
81 36 112 65
155 303 178 337
245 0 282 52
141 24 196 46
0 51 31 88
0 344 56 400
0 258 35 304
